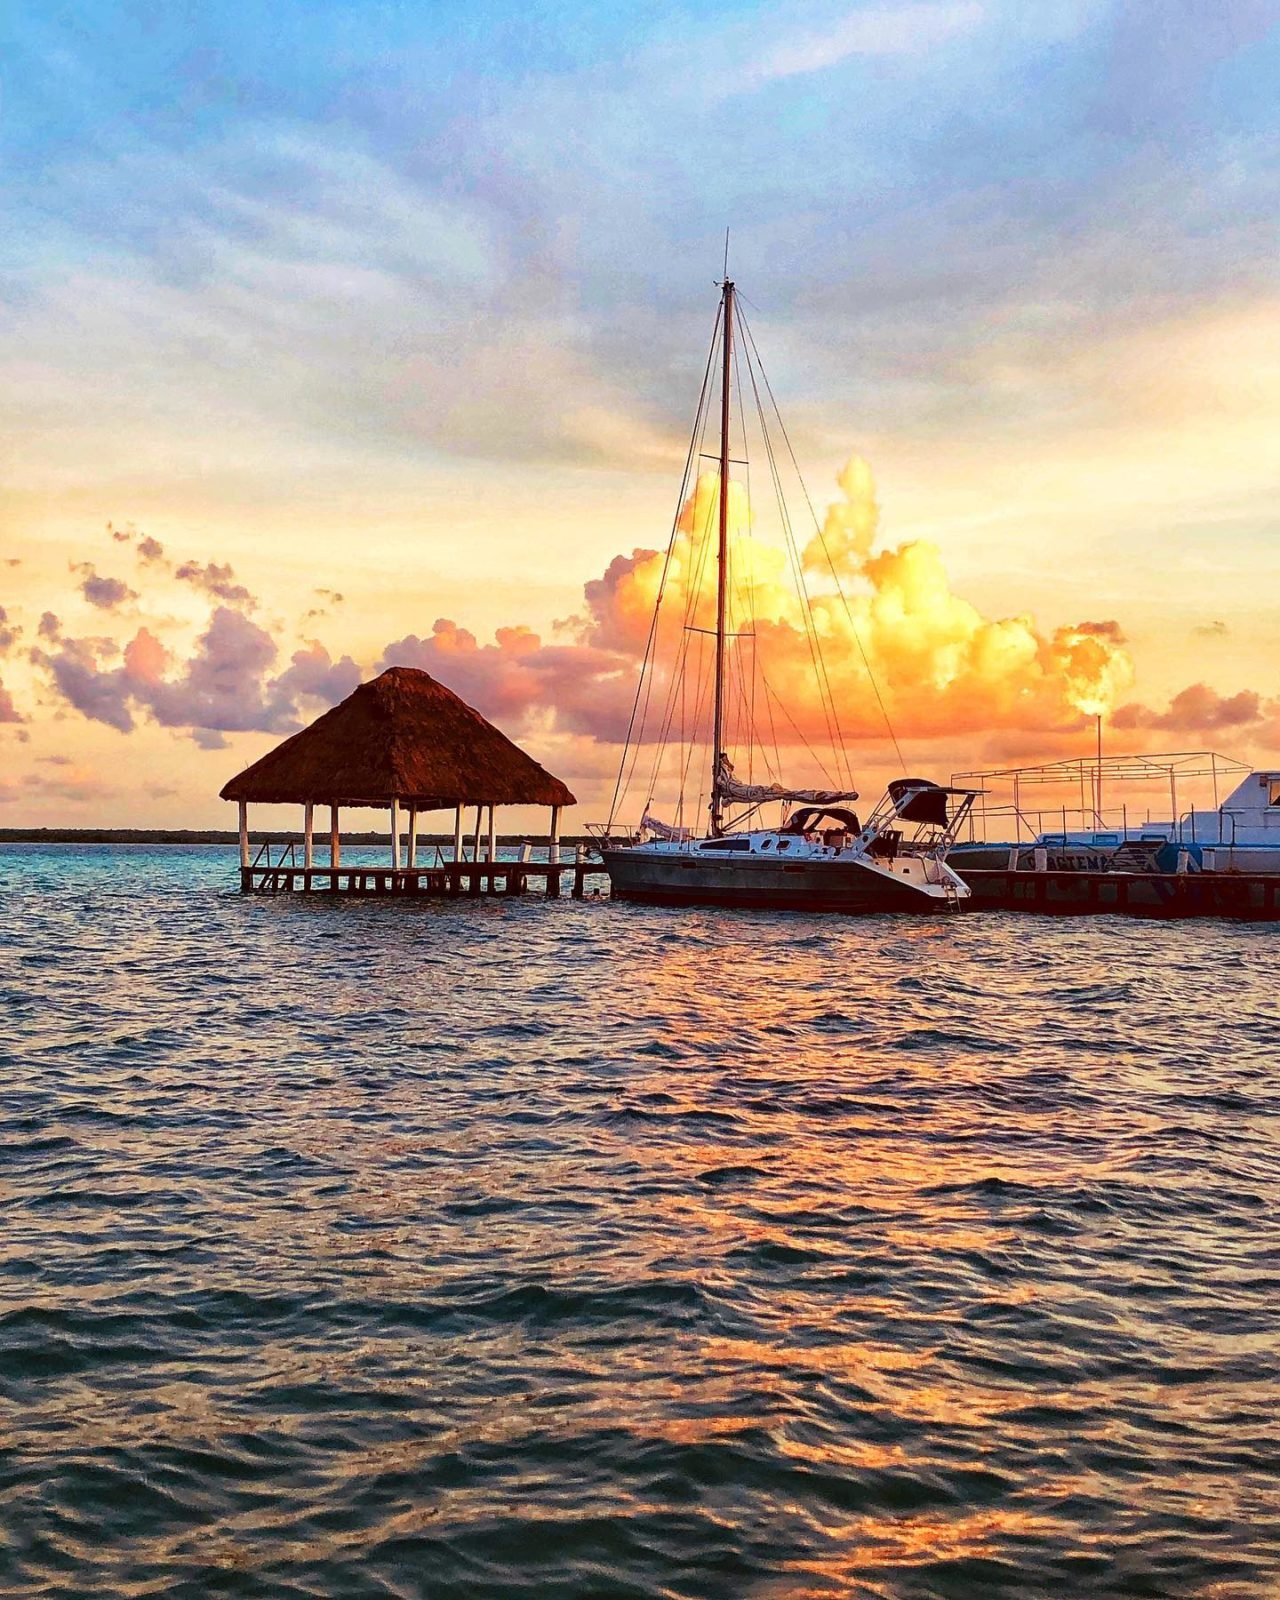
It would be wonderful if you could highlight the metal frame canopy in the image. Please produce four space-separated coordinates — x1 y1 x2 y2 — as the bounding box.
951 750 1250 843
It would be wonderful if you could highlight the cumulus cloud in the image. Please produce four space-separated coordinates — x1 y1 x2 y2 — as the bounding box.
384 454 1135 756
38 612 62 642
73 563 139 611
1113 683 1268 733
37 607 360 741
0 607 19 655
381 620 636 741
174 560 253 606
138 535 166 565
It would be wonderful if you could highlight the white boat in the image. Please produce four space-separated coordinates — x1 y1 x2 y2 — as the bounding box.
597 278 976 915
949 760 1280 874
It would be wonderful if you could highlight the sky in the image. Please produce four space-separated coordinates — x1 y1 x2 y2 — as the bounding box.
1 0 1278 829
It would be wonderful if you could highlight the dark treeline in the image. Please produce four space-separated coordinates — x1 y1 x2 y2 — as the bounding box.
0 829 590 846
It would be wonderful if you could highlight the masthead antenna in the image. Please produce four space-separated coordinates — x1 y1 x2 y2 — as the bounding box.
722 227 730 282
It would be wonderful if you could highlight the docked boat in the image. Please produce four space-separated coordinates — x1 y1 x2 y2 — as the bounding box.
948 760 1280 875
597 278 976 915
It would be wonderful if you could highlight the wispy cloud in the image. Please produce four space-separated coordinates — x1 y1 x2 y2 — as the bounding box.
742 1 985 87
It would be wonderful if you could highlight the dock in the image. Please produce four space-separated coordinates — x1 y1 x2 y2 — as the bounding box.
241 855 609 899
959 867 1280 920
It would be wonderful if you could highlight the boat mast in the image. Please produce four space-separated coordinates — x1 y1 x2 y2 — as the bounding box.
710 278 734 837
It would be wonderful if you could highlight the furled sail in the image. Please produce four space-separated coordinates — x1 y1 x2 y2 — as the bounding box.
714 754 859 806
640 809 692 842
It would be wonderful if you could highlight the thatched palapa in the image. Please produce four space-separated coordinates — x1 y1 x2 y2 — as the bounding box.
220 666 574 810
222 667 576 891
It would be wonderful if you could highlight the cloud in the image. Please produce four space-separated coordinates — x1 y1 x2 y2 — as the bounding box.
37 612 62 642
174 560 253 605
0 767 115 805
0 607 19 655
742 1 986 86
0 676 24 724
76 565 139 610
380 620 636 742
38 606 361 743
1113 683 1267 733
379 453 1134 753
304 585 346 620
1193 619 1229 638
137 535 166 564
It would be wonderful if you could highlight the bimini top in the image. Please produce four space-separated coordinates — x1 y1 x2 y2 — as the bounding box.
219 666 576 810
887 777 978 827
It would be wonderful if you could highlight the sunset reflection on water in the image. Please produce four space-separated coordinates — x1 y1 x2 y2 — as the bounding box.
1 846 1276 1597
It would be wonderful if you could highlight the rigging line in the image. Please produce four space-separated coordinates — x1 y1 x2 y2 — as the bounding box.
738 329 845 789
740 312 855 791
741 314 868 787
759 672 845 787
760 651 784 782
642 408 723 816
609 299 723 828
736 315 847 785
729 294 760 784
622 318 717 809
678 631 714 814
724 304 744 771
737 305 907 775
645 370 726 795
648 311 727 775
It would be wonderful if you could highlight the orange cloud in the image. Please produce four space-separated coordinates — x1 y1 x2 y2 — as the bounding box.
376 454 1137 758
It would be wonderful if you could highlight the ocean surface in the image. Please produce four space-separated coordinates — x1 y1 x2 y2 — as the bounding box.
2 844 1277 1599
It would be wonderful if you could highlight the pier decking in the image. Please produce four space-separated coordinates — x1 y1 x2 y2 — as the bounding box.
241 857 608 899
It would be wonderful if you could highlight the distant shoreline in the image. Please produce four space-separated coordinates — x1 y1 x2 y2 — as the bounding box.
0 829 591 846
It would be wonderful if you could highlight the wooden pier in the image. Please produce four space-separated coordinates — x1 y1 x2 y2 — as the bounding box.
241 856 609 899
959 867 1280 921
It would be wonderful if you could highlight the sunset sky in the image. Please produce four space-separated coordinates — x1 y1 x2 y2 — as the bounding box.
2 0 1278 827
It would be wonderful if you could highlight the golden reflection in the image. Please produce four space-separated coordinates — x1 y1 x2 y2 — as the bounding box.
757 1505 1060 1597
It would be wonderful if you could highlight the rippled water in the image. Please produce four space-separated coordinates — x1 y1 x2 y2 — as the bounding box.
2 844 1278 1598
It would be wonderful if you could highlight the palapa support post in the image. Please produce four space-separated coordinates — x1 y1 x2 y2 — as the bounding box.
303 803 314 875
391 798 402 869
471 806 483 887
330 805 341 870
407 807 418 869
573 842 587 899
239 800 250 891
547 804 562 897
487 805 496 865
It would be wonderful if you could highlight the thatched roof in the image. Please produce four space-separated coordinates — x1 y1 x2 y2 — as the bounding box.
220 667 575 810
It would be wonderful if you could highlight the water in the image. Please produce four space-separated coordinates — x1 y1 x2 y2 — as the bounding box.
2 844 1277 1598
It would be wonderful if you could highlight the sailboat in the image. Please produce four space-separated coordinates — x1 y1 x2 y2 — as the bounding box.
598 278 977 914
